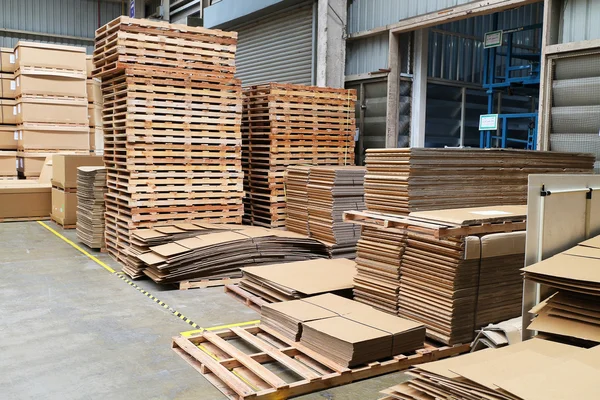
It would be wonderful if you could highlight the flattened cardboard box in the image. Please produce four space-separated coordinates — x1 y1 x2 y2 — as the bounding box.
0 48 16 73
15 42 87 74
0 73 16 99
52 154 103 189
0 184 51 218
16 98 88 125
0 125 17 150
0 151 17 176
16 72 87 98
17 124 89 151
52 187 77 225
0 99 17 124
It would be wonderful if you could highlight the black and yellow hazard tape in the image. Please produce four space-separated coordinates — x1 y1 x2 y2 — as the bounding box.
37 220 201 330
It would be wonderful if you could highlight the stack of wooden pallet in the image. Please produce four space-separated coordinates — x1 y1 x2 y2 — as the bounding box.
93 17 243 272
76 166 107 249
285 165 365 258
364 148 595 214
243 83 356 228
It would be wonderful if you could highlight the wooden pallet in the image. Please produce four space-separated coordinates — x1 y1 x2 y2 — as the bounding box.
172 325 470 400
51 216 76 229
179 278 242 290
343 210 527 239
0 216 50 223
224 284 268 313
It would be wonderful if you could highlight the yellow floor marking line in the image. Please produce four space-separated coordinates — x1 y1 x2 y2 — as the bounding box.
37 220 201 330
181 320 261 337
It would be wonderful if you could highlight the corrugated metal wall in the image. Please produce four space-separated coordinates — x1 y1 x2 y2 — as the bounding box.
347 0 474 34
346 33 389 76
0 0 124 53
559 0 600 44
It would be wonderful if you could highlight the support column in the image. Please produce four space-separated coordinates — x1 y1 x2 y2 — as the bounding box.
131 0 145 18
316 0 347 88
386 31 400 148
162 0 170 21
410 28 428 148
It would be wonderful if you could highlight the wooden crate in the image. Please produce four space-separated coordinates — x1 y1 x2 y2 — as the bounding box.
172 325 470 400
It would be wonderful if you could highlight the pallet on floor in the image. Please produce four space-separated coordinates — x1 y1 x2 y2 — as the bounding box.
179 278 242 290
172 325 470 400
0 216 50 223
51 215 76 229
224 284 268 313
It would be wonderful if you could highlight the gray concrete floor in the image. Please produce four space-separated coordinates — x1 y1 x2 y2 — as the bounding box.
0 221 409 400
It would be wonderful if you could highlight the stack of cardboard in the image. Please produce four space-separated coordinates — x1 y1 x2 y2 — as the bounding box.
378 338 597 400
353 227 406 314
523 236 600 343
136 227 330 284
243 83 356 228
240 258 356 302
51 154 103 228
86 56 103 154
284 166 311 235
14 42 90 179
364 148 595 215
0 48 17 179
93 17 244 271
76 166 107 249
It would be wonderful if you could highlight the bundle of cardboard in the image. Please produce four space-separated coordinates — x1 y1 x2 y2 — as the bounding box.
364 148 595 215
76 166 107 249
137 227 330 284
285 165 365 258
379 338 598 400
262 294 425 368
240 258 356 302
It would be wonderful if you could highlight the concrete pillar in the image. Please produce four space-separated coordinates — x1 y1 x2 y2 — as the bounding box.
131 0 145 18
410 28 428 148
316 0 347 88
386 31 400 148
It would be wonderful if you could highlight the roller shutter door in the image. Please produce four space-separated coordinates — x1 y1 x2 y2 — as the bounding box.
231 1 314 86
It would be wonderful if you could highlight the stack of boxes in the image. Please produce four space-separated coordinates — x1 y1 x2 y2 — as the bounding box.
0 47 18 179
86 56 103 154
14 42 90 179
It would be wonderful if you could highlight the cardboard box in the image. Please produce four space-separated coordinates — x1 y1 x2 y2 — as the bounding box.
0 151 17 176
52 154 103 189
86 55 93 79
52 187 77 226
86 79 102 104
0 125 17 150
0 99 17 124
88 104 102 127
17 124 89 151
16 72 86 98
0 184 51 219
0 73 16 99
16 97 88 124
17 153 47 177
89 127 104 152
14 42 87 75
0 48 16 73
464 231 526 260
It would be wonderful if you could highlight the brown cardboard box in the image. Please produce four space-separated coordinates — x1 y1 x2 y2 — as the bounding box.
18 124 89 151
52 154 103 189
0 73 16 99
0 48 16 73
18 151 85 178
0 184 51 219
16 72 86 98
86 55 93 79
15 42 87 75
0 151 17 176
52 187 77 226
0 99 17 124
0 125 17 150
88 104 102 127
16 97 88 124
89 127 103 152
86 79 102 104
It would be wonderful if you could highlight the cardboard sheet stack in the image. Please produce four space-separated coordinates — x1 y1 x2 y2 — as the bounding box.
285 165 365 258
378 338 598 400
76 166 107 249
13 42 90 179
364 148 595 214
240 258 356 302
242 83 356 228
523 235 600 343
93 17 243 270
86 56 103 154
353 227 406 314
136 226 330 284
0 48 17 180
261 294 425 368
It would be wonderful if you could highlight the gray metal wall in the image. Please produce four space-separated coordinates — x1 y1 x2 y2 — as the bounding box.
0 0 124 53
559 0 600 44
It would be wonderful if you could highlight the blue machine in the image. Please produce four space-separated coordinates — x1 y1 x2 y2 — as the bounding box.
480 19 543 150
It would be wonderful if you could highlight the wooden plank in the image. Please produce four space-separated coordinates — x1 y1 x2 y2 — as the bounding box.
179 278 242 290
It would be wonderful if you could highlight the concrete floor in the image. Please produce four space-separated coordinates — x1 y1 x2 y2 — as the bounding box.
0 221 410 400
